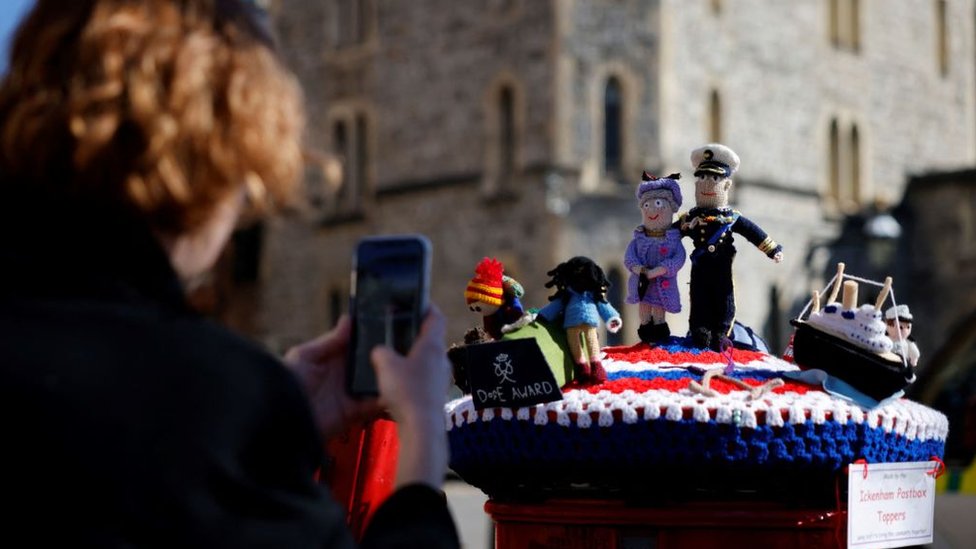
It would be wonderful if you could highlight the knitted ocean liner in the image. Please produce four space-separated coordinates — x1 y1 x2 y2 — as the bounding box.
445 342 948 497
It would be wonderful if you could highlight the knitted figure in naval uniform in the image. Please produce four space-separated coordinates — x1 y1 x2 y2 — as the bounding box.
885 304 920 367
536 257 622 383
624 172 686 344
465 257 526 340
678 144 784 352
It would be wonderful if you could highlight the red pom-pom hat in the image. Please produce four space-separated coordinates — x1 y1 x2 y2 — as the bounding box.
465 257 505 306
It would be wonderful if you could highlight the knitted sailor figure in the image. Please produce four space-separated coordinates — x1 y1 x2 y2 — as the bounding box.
536 257 622 383
624 172 686 344
678 144 784 351
465 257 526 340
885 304 920 367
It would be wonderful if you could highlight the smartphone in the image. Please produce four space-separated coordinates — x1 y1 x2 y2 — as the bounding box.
346 235 432 397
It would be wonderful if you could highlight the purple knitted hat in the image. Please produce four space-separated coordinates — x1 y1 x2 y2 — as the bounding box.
636 171 682 209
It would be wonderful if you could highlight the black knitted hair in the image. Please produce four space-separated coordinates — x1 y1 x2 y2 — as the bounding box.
544 256 611 304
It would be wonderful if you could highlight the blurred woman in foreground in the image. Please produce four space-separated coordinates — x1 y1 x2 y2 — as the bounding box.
0 1 458 546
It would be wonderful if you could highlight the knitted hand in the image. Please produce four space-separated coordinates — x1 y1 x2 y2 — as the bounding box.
607 317 622 333
773 251 784 263
502 275 525 298
645 266 667 279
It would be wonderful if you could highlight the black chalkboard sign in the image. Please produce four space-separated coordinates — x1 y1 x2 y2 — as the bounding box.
464 338 563 410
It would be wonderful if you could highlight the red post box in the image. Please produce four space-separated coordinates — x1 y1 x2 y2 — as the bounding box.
485 498 846 549
323 418 400 540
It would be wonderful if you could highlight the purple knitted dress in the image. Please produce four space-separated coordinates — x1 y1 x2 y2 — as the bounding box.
624 227 685 313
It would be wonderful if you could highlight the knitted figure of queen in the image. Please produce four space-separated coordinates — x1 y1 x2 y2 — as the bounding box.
624 172 686 344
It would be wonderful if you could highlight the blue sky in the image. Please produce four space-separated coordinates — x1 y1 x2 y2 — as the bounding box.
0 0 34 74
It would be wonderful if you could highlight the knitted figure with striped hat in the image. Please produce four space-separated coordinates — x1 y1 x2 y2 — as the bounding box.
465 257 526 340
625 171 686 344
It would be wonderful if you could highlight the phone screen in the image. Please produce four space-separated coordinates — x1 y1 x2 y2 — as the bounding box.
347 236 430 396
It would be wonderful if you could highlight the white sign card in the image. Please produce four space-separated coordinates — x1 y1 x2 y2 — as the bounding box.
847 461 937 549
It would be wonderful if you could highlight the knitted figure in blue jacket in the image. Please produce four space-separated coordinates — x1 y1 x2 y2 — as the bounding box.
536 257 622 383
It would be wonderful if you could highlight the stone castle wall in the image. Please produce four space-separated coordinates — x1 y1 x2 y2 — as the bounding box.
661 0 976 196
252 0 976 351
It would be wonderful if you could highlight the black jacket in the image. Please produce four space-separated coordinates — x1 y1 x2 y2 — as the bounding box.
0 196 458 548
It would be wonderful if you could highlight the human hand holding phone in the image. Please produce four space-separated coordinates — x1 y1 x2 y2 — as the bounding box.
370 306 451 489
283 316 382 439
370 306 451 425
285 307 451 490
288 235 449 488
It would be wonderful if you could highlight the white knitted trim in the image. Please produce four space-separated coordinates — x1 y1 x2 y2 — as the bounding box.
444 355 950 443
602 354 800 374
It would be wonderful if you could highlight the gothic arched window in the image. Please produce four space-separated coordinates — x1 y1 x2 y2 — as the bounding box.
354 113 369 210
828 118 840 204
826 118 865 212
334 0 374 48
603 77 623 177
829 0 860 52
332 120 349 204
709 89 722 143
849 123 861 205
937 0 949 76
499 86 516 177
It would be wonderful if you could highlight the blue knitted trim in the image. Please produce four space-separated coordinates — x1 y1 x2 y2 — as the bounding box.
448 417 945 486
606 369 786 382
653 337 710 354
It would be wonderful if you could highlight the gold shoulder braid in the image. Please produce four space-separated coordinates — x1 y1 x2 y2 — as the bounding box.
698 209 739 225
697 214 737 224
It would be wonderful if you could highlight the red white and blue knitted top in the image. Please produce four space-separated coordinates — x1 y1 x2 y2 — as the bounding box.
445 341 948 498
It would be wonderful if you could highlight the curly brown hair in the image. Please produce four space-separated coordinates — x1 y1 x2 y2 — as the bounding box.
0 0 305 236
